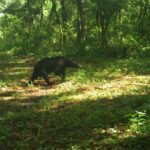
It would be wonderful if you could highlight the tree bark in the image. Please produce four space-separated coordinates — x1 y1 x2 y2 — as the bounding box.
77 0 86 52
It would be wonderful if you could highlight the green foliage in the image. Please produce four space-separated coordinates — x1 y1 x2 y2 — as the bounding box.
128 111 150 134
0 125 11 141
0 0 150 147
0 53 150 149
0 0 149 56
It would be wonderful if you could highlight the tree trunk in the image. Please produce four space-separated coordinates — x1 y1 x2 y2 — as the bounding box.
40 0 44 26
60 0 67 45
77 0 86 52
26 0 32 51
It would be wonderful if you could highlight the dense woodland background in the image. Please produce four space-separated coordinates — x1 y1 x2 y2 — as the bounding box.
0 0 150 149
0 0 150 57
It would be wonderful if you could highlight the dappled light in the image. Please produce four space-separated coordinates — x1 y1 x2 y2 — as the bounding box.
0 0 150 149
0 53 150 149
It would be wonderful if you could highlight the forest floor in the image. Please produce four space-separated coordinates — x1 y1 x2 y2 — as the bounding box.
0 52 150 150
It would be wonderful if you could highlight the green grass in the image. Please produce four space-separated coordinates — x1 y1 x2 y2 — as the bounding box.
0 52 150 149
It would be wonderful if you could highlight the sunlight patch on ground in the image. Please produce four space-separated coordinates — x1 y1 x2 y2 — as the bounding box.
0 55 149 111
0 55 150 149
0 75 149 109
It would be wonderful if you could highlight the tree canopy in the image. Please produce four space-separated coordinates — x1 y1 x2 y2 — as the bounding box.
0 0 149 56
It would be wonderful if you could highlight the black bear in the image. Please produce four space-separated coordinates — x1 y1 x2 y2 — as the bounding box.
29 56 80 85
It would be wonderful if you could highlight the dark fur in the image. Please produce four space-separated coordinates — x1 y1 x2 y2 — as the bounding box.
29 56 80 85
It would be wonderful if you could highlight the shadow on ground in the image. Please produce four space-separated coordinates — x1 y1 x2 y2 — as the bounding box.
0 91 150 149
0 53 150 86
0 53 150 149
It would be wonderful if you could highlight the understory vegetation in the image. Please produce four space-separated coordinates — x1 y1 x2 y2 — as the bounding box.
0 53 150 149
0 0 150 149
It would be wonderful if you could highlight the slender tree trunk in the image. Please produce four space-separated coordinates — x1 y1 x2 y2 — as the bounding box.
47 0 60 28
40 0 44 26
100 14 109 48
96 1 109 49
26 0 32 51
77 0 86 52
60 0 67 45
